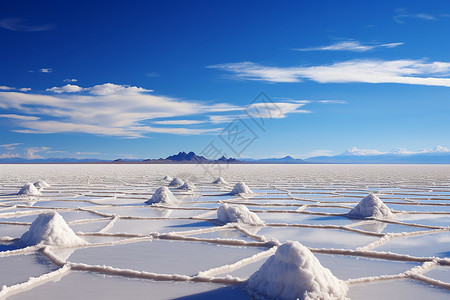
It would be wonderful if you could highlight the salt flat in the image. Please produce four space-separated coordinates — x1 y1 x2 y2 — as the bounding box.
0 164 449 299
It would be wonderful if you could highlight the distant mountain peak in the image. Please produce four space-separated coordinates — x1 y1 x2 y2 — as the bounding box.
165 151 208 161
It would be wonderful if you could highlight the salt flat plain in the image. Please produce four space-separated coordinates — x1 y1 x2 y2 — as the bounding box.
0 164 449 299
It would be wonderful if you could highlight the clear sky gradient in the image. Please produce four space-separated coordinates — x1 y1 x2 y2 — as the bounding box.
1 0 450 160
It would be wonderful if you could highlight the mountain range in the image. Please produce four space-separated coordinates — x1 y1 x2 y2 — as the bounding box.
1 147 450 164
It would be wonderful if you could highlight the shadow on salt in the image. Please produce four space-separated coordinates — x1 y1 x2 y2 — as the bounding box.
424 266 450 283
5 271 250 300
348 278 449 300
92 206 211 218
188 228 261 242
107 218 214 235
0 253 58 287
224 253 419 281
257 212 359 226
69 239 266 276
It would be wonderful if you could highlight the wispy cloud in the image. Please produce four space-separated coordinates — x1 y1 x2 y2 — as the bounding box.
342 146 450 156
0 18 54 32
246 102 311 119
46 84 83 93
394 13 437 24
153 120 206 125
40 68 52 73
26 147 50 159
0 143 22 150
209 59 450 87
318 100 348 104
0 114 40 120
0 153 20 159
63 79 78 83
295 41 403 52
0 86 31 92
0 83 242 137
303 150 333 158
75 151 101 155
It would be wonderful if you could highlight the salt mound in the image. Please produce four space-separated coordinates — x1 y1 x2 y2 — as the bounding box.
34 180 50 191
18 212 87 247
163 175 173 181
348 193 393 219
230 181 253 195
213 177 227 184
217 203 264 225
145 187 179 206
177 181 195 190
18 183 41 196
247 241 348 300
169 177 184 187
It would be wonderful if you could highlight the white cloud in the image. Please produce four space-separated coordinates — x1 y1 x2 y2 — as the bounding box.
47 84 83 93
0 143 22 150
0 83 312 137
26 147 50 159
0 83 241 137
153 120 206 125
341 146 450 156
208 115 237 124
0 86 31 92
75 152 101 155
295 41 403 52
303 150 333 158
86 83 153 95
209 59 450 87
0 153 20 159
394 13 437 24
40 68 52 73
64 79 78 83
246 102 310 119
0 18 54 32
342 147 385 156
0 114 40 120
318 100 348 104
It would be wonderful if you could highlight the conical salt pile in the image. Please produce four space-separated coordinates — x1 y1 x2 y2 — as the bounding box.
348 193 393 218
18 212 87 247
247 241 348 300
145 186 179 206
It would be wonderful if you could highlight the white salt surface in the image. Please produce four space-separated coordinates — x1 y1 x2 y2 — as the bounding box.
18 212 87 247
5 272 249 300
217 203 264 225
230 182 253 195
246 241 348 300
348 193 393 219
145 186 179 206
0 164 449 299
18 183 41 196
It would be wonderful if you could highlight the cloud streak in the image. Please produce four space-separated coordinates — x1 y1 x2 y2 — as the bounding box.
209 59 450 87
295 41 403 52
0 18 54 32
394 13 437 24
0 83 242 137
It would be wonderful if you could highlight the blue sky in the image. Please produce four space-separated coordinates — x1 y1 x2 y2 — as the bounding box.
1 0 450 160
